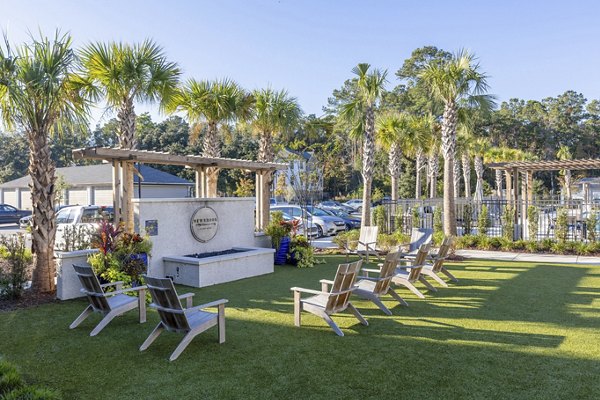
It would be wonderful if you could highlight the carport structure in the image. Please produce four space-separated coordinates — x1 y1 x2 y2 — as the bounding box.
487 158 600 239
72 147 287 232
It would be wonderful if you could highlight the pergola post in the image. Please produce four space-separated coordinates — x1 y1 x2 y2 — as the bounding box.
512 167 520 240
195 167 208 198
255 171 263 231
261 170 271 231
521 171 528 239
112 161 121 225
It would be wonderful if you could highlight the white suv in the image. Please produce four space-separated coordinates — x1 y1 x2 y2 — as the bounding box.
55 205 114 250
271 205 346 237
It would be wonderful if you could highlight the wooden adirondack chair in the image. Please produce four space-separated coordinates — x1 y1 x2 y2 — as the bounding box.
391 243 431 299
400 228 433 256
291 260 368 336
345 226 380 263
420 236 458 287
354 250 407 315
69 264 147 336
140 275 228 361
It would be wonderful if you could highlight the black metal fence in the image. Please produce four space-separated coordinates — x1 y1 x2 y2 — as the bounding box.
380 198 600 241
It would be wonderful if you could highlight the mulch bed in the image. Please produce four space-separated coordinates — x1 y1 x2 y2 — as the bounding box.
0 291 58 312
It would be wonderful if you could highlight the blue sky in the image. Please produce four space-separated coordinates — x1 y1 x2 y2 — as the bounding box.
1 0 599 124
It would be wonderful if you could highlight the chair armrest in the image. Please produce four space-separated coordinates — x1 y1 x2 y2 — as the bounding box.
290 287 326 296
195 299 228 310
362 268 382 274
319 279 335 292
178 293 195 308
104 285 148 296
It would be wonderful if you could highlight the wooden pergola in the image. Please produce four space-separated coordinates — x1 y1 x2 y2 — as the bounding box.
72 147 287 232
487 158 600 239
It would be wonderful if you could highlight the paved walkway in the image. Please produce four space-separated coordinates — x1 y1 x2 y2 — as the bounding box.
456 249 600 265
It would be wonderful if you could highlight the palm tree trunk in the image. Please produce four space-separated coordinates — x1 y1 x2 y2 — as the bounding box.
361 106 375 226
462 153 471 198
441 102 457 236
428 153 438 198
202 121 221 197
474 155 484 201
388 142 401 202
415 149 425 199
28 130 57 293
495 170 503 198
564 169 572 200
453 159 461 199
258 131 274 230
117 98 137 232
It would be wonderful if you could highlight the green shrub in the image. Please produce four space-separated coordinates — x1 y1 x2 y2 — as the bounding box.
551 240 576 255
432 231 445 246
527 205 539 240
477 235 492 250
433 206 443 234
489 237 502 250
394 212 404 234
412 207 420 229
332 229 360 250
538 238 554 252
373 206 387 234
377 233 398 252
463 204 473 235
525 241 539 253
477 205 490 235
0 235 32 300
586 212 597 242
392 230 409 245
0 358 61 399
512 240 527 251
502 206 515 240
555 208 569 242
289 236 316 268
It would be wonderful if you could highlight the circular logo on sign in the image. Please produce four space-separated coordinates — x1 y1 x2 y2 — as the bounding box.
190 207 219 242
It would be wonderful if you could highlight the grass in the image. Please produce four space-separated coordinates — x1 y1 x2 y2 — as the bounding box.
1 256 600 399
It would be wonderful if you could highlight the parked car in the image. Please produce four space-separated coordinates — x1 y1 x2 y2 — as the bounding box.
271 205 346 237
278 211 319 238
19 205 70 229
55 205 114 249
318 200 355 214
324 208 361 230
343 199 363 212
270 198 277 206
0 204 31 225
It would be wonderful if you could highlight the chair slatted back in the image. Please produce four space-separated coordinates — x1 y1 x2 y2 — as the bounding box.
408 228 433 252
73 264 110 313
408 244 431 281
143 275 190 333
432 237 452 272
325 260 362 314
373 250 400 295
357 226 378 252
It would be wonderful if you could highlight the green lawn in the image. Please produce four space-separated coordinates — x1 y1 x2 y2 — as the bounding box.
1 256 600 399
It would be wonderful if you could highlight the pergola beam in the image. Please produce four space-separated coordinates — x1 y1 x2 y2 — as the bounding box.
488 158 600 172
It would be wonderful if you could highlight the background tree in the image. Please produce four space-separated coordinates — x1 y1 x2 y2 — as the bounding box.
174 79 251 196
0 32 92 292
80 39 180 230
339 63 387 224
420 50 493 235
251 88 302 226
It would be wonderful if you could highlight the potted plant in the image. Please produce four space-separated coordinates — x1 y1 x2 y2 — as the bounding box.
88 221 152 287
265 211 292 265
288 235 316 268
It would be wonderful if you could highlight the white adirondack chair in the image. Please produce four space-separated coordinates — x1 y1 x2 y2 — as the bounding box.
391 243 431 299
420 236 458 287
354 250 407 315
345 226 380 263
140 275 228 361
291 260 368 336
70 264 147 336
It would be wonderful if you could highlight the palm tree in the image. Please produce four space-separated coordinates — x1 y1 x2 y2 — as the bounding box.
426 135 440 198
376 112 426 202
251 88 302 227
80 39 180 230
472 137 491 202
174 79 252 196
457 129 474 198
419 50 492 235
0 32 93 293
557 145 573 200
339 64 387 225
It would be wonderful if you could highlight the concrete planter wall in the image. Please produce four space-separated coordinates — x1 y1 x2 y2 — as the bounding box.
163 247 275 288
55 249 97 300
